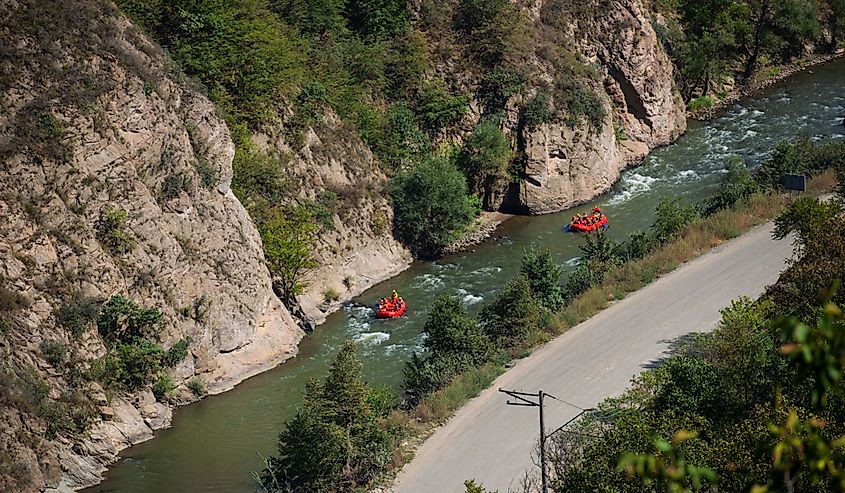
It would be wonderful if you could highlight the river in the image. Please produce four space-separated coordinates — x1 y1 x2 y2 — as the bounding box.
87 58 845 492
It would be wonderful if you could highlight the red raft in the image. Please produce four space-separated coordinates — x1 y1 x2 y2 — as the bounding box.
376 299 407 319
565 208 608 233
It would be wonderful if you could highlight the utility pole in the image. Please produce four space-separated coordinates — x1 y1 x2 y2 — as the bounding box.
499 388 550 493
499 388 597 493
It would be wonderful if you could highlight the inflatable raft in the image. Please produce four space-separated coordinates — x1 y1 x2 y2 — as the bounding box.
565 208 608 233
376 301 407 319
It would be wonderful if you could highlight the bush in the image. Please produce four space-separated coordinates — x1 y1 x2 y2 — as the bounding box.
652 357 722 421
554 73 605 131
459 118 511 208
651 197 701 243
111 340 166 391
477 65 525 113
404 294 491 402
563 263 603 301
754 136 845 190
620 230 657 261
520 246 564 309
390 157 479 256
161 172 191 201
231 149 293 216
479 275 538 348
703 156 760 214
96 207 134 255
97 295 163 344
56 295 101 338
152 373 175 401
456 0 532 66
188 377 206 396
40 340 68 370
415 80 469 132
323 287 340 303
687 96 714 112
522 91 555 128
163 338 191 367
194 158 218 189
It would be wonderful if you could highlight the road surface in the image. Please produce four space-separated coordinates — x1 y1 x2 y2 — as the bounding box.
393 223 793 493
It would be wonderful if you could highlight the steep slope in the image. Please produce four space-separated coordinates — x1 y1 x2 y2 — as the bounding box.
0 2 303 491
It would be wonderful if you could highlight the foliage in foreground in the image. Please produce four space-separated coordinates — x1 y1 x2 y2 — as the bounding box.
259 342 397 492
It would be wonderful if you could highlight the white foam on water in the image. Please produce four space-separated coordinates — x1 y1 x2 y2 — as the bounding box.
676 169 699 180
564 256 582 266
742 129 758 139
354 331 390 346
608 173 659 205
415 273 445 291
831 133 844 139
457 288 483 305
475 266 503 276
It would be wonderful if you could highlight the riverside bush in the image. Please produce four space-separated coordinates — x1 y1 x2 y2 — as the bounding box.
96 207 134 255
390 157 479 256
479 275 538 349
459 118 511 207
520 246 564 309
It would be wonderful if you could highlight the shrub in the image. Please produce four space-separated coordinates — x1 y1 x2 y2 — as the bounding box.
231 149 293 216
390 157 479 256
163 338 191 367
194 158 218 189
704 156 760 214
459 118 511 208
478 65 525 113
161 172 191 201
404 294 491 402
112 340 166 390
40 340 68 370
564 263 603 302
152 373 175 401
687 96 714 112
620 230 657 261
651 197 701 243
652 357 722 421
456 0 532 66
323 288 340 303
96 207 134 255
188 377 206 396
520 246 564 309
415 80 469 132
522 91 555 128
479 275 538 348
554 73 605 130
56 295 101 338
310 191 338 231
97 295 163 344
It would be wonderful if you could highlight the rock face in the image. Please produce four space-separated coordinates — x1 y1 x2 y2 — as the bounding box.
255 112 414 324
516 0 686 214
0 2 302 491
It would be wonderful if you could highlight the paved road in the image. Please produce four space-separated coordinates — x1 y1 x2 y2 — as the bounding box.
393 223 793 493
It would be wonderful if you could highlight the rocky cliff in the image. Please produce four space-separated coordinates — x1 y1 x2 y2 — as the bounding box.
0 2 302 491
514 0 687 214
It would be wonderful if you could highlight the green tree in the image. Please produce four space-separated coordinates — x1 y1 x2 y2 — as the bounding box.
259 206 320 304
459 118 512 209
390 157 479 256
403 294 491 401
520 246 564 309
773 197 844 245
415 80 470 132
479 276 538 349
261 342 394 491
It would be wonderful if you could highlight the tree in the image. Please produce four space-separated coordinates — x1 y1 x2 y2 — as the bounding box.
479 275 538 349
520 246 564 309
421 295 490 360
390 157 479 256
459 118 512 209
773 197 843 245
403 294 491 401
259 206 319 305
261 342 394 492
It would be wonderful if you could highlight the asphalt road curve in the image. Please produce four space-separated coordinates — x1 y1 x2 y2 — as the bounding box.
393 223 794 493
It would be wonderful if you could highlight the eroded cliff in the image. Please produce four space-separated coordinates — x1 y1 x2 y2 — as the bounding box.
0 2 302 491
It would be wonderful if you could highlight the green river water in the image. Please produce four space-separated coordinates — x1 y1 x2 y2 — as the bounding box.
88 58 845 492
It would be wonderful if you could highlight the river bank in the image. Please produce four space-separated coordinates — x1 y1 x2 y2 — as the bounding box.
83 56 845 493
689 49 845 120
